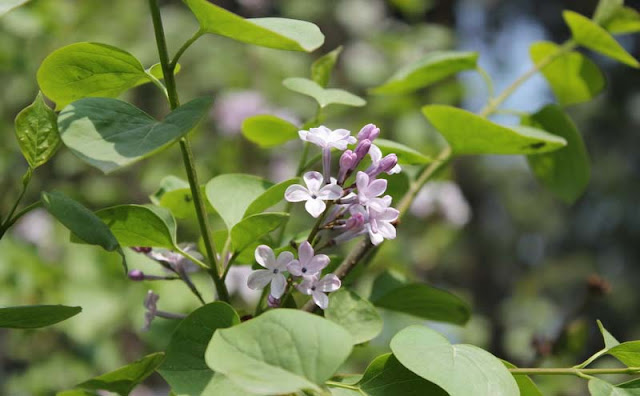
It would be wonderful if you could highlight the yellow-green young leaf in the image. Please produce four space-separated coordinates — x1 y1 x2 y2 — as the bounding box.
422 105 567 155
597 319 621 350
390 326 519 396
283 77 366 108
245 178 299 217
371 51 478 95
603 6 640 34
147 62 181 80
592 0 624 25
608 341 640 367
0 305 81 329
184 0 323 52
58 97 212 174
0 0 30 18
205 309 353 395
76 353 165 396
531 41 605 106
311 46 343 87
563 11 639 68
525 105 590 204
324 289 383 344
37 43 155 110
241 115 299 148
374 138 432 165
230 213 289 253
94 205 177 249
14 92 61 168
158 303 239 396
502 361 543 396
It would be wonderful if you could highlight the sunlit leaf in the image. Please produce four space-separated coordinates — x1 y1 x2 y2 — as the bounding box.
14 92 61 168
241 115 299 148
283 77 366 108
603 7 640 34
324 289 383 344
205 174 273 229
608 341 640 367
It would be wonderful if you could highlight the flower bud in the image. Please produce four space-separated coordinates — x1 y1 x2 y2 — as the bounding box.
267 295 281 308
354 139 372 161
132 246 152 254
339 150 357 170
345 212 365 230
128 269 145 281
357 124 380 141
378 154 398 174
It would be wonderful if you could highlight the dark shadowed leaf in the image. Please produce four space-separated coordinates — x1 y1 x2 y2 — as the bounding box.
230 213 289 252
94 205 177 249
0 305 81 329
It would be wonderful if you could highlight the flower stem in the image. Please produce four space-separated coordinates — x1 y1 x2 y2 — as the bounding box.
148 0 229 302
0 168 33 238
170 29 204 69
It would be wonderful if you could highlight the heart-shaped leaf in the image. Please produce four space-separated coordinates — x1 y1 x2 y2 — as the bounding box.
37 42 158 110
184 0 323 52
205 309 353 395
158 302 239 396
205 174 273 229
563 10 639 68
390 325 519 396
371 51 478 95
531 41 605 106
374 139 432 165
524 105 590 203
241 115 299 148
311 46 343 88
230 213 289 253
283 77 366 108
422 105 567 155
94 205 177 249
0 305 81 329
58 97 212 174
324 289 383 344
76 353 165 396
14 92 61 169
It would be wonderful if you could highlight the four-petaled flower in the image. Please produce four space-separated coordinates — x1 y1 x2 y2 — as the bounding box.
356 171 387 205
284 171 343 218
247 245 294 298
297 274 341 309
351 196 399 245
368 144 401 175
299 126 356 151
287 241 329 277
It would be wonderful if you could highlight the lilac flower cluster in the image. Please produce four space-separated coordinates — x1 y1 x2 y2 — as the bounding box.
286 124 401 245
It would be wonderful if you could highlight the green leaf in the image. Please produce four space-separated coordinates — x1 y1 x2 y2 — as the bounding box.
150 175 190 204
374 139 432 165
157 302 240 396
57 390 99 396
58 97 212 174
0 0 31 18
41 191 121 252
245 178 299 217
37 42 155 110
94 205 177 249
14 92 61 169
588 378 640 396
241 115 299 148
230 213 289 253
354 353 447 396
371 51 478 95
201 373 259 396
618 379 640 391
524 105 590 203
311 46 343 87
205 309 353 395
76 353 165 396
184 0 323 52
422 105 567 155
371 283 470 325
603 7 640 34
0 305 81 329
597 319 621 350
205 174 273 229
608 341 640 367
563 10 639 68
592 0 624 25
283 77 366 108
324 289 383 344
390 325 519 396
530 41 605 106
147 62 181 80
502 361 543 396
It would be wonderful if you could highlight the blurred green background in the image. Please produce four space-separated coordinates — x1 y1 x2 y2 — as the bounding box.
1 0 639 394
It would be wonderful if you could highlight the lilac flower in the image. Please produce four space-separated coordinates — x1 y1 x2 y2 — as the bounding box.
297 274 341 309
299 126 356 151
338 150 358 183
287 241 329 277
367 144 401 176
350 197 399 245
284 171 343 218
354 139 372 161
332 209 367 244
355 171 387 205
147 244 202 273
247 245 294 298
357 123 380 141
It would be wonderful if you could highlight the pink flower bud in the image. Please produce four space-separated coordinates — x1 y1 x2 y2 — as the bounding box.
132 246 152 254
128 269 145 281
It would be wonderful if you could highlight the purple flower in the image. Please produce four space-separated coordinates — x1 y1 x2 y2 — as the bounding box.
297 274 341 309
367 144 401 176
338 150 358 183
284 171 343 218
247 245 294 298
351 197 399 245
287 241 330 278
357 123 380 141
355 171 387 205
299 126 356 151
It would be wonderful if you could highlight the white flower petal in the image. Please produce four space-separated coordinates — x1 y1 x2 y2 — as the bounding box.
254 245 275 268
296 278 314 294
312 291 329 309
270 273 287 298
305 198 326 218
306 254 330 274
356 171 369 191
377 208 399 222
378 222 397 240
303 171 324 194
388 164 402 174
276 251 294 270
247 269 273 290
298 241 314 265
330 128 351 140
318 274 341 292
284 185 311 202
369 144 383 163
317 184 343 200
368 227 384 245
287 259 302 276
298 130 309 141
367 179 388 197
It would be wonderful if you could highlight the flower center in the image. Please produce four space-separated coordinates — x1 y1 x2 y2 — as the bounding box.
301 267 307 273
310 194 317 199
310 286 316 291
273 269 279 274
